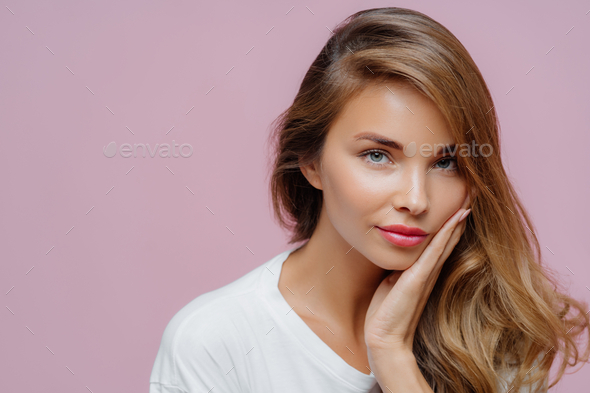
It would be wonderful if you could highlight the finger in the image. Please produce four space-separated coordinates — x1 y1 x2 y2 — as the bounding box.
422 206 465 261
435 216 466 272
405 207 466 281
422 194 469 266
399 218 466 321
436 209 468 261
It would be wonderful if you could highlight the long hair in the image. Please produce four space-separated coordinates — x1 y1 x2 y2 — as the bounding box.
266 7 589 393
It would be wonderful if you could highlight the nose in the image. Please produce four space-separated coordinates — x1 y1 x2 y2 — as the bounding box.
391 167 429 216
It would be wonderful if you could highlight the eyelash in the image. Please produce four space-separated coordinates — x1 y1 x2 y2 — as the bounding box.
359 149 458 173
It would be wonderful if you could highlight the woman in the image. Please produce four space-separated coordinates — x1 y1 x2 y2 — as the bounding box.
150 7 589 393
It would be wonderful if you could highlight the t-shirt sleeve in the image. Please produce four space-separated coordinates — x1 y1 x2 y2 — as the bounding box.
150 304 246 393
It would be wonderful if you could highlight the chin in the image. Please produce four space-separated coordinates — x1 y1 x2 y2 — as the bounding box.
368 253 417 271
379 248 423 271
390 262 416 271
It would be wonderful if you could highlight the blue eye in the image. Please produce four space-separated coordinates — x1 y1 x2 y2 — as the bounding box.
368 151 388 164
434 157 458 172
359 149 459 174
360 149 391 168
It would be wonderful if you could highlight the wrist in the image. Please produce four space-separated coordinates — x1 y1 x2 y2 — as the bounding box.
367 342 415 360
369 346 415 365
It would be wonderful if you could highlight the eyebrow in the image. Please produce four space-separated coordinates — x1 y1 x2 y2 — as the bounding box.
353 132 403 150
353 131 457 156
434 143 458 156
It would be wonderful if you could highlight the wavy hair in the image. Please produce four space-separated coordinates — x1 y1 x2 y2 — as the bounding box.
266 7 589 393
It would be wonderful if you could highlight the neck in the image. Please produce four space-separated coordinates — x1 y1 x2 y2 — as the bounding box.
283 207 389 342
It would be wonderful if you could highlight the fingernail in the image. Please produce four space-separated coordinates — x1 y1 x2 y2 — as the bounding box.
459 209 471 222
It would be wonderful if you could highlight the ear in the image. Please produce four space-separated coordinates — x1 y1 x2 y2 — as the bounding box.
299 158 323 190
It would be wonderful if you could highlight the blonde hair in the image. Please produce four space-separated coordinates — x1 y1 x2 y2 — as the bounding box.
267 7 590 392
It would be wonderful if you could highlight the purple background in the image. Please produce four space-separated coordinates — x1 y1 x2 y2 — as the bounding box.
1 0 589 391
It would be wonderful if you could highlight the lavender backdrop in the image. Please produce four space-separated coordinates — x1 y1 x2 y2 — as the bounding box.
1 0 589 391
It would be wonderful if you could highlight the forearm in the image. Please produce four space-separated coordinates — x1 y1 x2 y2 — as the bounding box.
368 348 433 393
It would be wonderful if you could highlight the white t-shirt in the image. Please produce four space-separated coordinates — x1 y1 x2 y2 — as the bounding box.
149 246 380 393
149 247 545 393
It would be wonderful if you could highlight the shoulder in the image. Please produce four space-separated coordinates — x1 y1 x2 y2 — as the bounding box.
159 266 266 359
150 304 245 391
150 259 274 389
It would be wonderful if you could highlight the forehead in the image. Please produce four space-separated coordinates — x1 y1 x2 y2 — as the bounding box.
328 80 453 144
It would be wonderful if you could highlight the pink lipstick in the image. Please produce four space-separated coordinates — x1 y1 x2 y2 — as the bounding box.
376 224 428 247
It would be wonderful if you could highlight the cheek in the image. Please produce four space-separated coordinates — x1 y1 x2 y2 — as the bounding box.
321 158 383 234
429 179 467 229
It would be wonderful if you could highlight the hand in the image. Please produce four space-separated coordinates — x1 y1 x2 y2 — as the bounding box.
364 194 471 354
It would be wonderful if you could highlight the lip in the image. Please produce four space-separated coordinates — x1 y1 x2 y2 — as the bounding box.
376 224 429 247
377 224 428 236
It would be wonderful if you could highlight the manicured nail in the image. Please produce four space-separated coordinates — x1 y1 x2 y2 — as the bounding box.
459 209 471 222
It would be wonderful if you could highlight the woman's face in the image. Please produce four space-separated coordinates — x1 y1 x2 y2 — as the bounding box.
306 81 468 270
